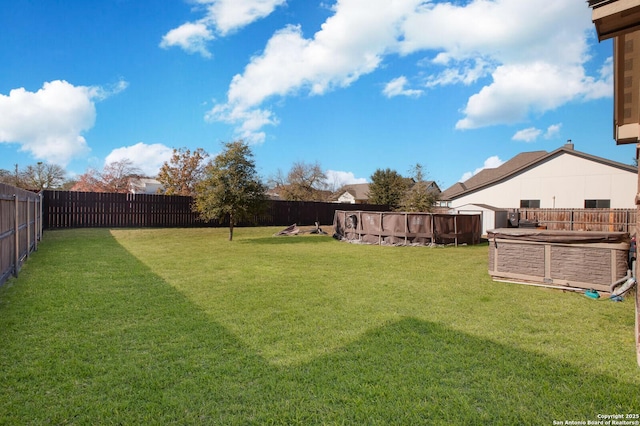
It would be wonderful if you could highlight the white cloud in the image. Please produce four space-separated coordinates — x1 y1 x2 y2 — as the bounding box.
544 123 562 139
455 61 607 129
105 142 174 177
459 155 504 182
161 0 286 56
400 0 607 130
425 58 492 88
511 122 562 143
383 76 423 98
207 0 609 141
206 103 278 144
210 0 418 141
160 22 214 58
325 170 368 188
200 0 288 36
512 127 542 143
0 80 126 166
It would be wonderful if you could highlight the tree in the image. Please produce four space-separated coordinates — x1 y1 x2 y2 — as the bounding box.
0 168 14 186
271 161 328 201
21 162 66 190
100 159 141 193
367 168 409 209
73 159 141 193
71 168 102 192
0 165 24 188
400 163 439 212
157 147 209 196
194 140 267 241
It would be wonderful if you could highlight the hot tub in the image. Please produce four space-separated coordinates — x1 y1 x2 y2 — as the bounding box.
487 229 631 292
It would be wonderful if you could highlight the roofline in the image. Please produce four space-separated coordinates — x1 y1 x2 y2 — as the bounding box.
444 146 637 201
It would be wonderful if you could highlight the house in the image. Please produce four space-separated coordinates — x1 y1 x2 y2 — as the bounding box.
129 178 163 194
589 0 640 371
336 183 370 204
439 141 637 233
336 181 441 204
266 187 282 200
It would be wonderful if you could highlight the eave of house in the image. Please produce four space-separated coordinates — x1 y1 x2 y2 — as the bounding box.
441 146 637 201
591 0 640 41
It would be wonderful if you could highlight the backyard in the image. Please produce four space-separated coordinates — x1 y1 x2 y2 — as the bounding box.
0 227 638 424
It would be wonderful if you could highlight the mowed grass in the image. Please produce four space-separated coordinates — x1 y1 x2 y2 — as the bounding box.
0 227 638 424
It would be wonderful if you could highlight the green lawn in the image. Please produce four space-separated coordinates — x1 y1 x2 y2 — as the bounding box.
0 227 638 425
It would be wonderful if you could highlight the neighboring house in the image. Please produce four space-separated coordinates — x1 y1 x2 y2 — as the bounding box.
266 187 282 200
337 183 370 204
129 178 163 194
336 181 441 204
439 141 637 227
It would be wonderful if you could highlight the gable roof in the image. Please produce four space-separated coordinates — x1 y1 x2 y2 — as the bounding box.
338 180 440 202
339 183 370 200
440 144 637 201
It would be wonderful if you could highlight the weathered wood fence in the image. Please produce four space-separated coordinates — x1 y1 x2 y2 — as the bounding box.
0 184 43 286
517 208 637 234
42 190 388 229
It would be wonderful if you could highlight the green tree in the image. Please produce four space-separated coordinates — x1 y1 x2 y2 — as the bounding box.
194 140 267 241
367 168 408 209
157 147 209 196
400 163 439 212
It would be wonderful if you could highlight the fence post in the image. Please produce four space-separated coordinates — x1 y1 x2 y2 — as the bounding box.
454 215 458 247
39 192 43 238
34 194 39 251
404 213 408 245
13 193 19 278
26 198 31 259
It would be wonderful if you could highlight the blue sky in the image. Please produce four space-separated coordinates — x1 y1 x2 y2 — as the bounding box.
0 0 635 191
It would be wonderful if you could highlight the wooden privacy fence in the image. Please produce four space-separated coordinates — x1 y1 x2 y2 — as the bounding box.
42 190 388 229
517 208 637 235
44 191 201 229
0 184 43 286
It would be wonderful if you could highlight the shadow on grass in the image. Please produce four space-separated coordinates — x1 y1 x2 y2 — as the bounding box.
245 235 337 245
0 229 636 424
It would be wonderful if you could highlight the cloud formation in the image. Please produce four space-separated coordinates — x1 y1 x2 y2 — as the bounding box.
105 142 174 177
0 80 127 166
160 0 286 57
203 0 287 35
512 127 542 143
325 169 368 188
160 22 215 58
201 0 609 142
512 123 563 143
383 76 423 98
459 155 504 182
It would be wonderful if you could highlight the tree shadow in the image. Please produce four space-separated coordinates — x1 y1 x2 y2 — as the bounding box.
245 235 337 245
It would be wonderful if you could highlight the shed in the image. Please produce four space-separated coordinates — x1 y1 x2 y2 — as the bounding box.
488 228 630 292
449 203 508 238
